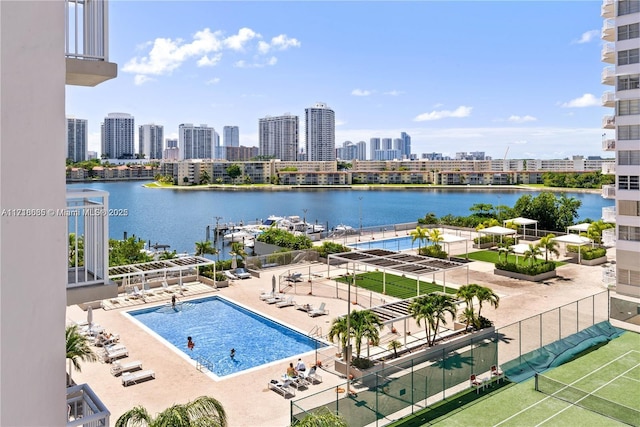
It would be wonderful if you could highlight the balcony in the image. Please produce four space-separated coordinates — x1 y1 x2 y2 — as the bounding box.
601 66 615 85
602 228 616 247
602 91 615 107
602 115 616 129
602 162 616 175
602 138 616 151
602 184 616 199
601 42 615 63
66 189 117 305
67 384 110 426
601 19 615 41
601 0 614 18
66 0 117 86
602 206 616 223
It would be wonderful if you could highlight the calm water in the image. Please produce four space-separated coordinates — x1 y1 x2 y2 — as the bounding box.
127 296 325 378
67 181 611 255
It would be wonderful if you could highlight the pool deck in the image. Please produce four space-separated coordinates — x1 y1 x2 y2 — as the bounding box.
67 232 617 426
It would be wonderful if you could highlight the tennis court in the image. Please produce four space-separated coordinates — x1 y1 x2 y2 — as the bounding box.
427 331 640 426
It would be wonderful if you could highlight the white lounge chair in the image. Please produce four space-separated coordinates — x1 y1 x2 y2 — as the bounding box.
308 303 328 317
259 291 274 300
121 369 155 386
300 367 323 384
132 286 144 300
225 270 238 281
110 360 143 376
161 281 175 294
103 346 129 363
275 297 295 308
268 379 295 398
265 294 285 304
295 303 313 312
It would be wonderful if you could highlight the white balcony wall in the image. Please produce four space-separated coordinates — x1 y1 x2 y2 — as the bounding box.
602 162 616 175
602 139 616 151
602 206 616 222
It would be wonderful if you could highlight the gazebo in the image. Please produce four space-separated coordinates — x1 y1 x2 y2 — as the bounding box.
551 234 593 264
505 217 538 240
477 226 518 244
567 223 591 235
434 233 469 259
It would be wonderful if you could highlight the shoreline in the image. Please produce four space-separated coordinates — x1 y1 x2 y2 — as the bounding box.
142 182 602 195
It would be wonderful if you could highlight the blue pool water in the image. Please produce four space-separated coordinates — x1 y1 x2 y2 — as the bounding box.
352 236 419 251
127 296 325 378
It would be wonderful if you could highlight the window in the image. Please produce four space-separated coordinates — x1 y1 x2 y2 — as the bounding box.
618 176 640 190
618 74 640 91
619 200 640 216
618 99 640 116
618 150 640 165
618 23 640 40
619 225 640 241
617 269 640 286
618 125 640 140
618 48 640 66
618 0 640 15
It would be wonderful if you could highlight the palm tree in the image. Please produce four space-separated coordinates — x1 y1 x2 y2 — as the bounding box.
115 396 227 427
456 284 480 318
68 233 84 267
523 243 543 266
458 307 478 331
294 407 348 427
475 286 500 318
538 234 560 262
66 325 97 386
410 226 428 250
159 250 178 260
194 240 217 257
328 316 350 356
350 310 383 359
229 242 247 268
388 340 402 358
409 295 434 345
428 294 457 346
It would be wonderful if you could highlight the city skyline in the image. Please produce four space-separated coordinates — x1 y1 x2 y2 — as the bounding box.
66 1 610 159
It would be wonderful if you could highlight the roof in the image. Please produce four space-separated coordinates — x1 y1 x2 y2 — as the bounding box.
478 226 517 236
551 234 593 245
567 223 591 233
505 217 538 226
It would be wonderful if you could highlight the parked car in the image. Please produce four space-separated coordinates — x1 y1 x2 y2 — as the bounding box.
234 268 251 279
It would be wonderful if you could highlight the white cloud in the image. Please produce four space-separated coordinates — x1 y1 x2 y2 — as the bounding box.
271 34 301 50
134 75 155 85
507 115 537 123
572 29 599 44
205 77 221 85
383 90 404 96
234 56 278 68
197 53 222 67
335 119 347 126
257 41 270 54
351 89 372 96
512 140 528 145
413 106 472 121
223 27 261 51
561 93 599 108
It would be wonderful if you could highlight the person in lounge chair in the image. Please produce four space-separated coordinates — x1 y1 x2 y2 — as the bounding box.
295 358 306 372
187 336 195 351
286 362 298 378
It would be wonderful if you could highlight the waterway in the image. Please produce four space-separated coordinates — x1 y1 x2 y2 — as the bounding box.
67 181 611 255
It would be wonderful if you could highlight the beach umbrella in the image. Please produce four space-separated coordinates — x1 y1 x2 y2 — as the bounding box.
87 306 93 328
231 254 237 270
272 275 276 293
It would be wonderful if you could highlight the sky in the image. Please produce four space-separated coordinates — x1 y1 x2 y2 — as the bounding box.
66 1 613 160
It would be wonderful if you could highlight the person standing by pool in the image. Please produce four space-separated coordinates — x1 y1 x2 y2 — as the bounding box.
187 336 195 351
230 348 235 358
171 294 177 308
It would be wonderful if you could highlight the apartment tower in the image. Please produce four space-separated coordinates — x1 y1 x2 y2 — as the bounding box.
305 102 335 161
139 123 164 160
179 123 215 160
67 117 88 162
223 125 240 147
101 112 135 159
601 0 640 326
259 114 299 161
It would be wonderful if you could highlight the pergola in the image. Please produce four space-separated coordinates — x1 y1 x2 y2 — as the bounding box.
327 248 469 296
505 217 538 239
108 256 216 288
478 225 518 244
551 234 593 264
435 233 469 259
567 223 591 234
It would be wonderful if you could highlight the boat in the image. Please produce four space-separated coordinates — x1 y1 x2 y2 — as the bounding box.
222 229 255 243
263 215 324 235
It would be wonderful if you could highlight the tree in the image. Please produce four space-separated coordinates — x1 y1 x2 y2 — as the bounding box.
199 170 211 185
349 310 383 359
195 240 217 257
410 226 428 250
475 286 500 318
109 237 153 267
226 164 242 183
115 396 227 427
523 244 543 266
328 316 350 355
409 294 457 346
294 407 348 427
388 340 402 358
66 325 97 386
538 234 560 262
458 307 478 331
159 250 178 260
586 220 615 244
69 233 84 267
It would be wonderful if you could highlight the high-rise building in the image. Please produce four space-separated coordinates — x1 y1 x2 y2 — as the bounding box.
370 137 381 160
67 117 87 162
259 114 299 161
101 112 135 159
223 126 240 147
356 141 367 160
381 138 392 150
179 123 215 160
401 132 412 158
166 138 178 148
138 124 164 160
305 102 335 161
601 0 640 321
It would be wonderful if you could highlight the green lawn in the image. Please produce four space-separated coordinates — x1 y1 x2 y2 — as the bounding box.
462 250 566 268
335 271 457 300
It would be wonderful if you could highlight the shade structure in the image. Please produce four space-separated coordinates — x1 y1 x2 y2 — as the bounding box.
551 234 593 264
505 217 538 239
478 226 517 244
567 223 591 234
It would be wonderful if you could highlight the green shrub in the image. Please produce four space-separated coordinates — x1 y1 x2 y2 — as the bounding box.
495 260 555 275
351 357 374 370
473 236 516 246
419 245 447 259
315 241 350 258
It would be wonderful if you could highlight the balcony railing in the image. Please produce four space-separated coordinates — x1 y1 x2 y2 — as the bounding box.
601 66 615 85
601 91 615 107
602 184 616 199
602 115 615 129
65 0 109 61
601 42 615 63
602 206 616 223
601 0 614 18
67 384 110 427
601 19 615 41
601 162 616 175
602 138 615 151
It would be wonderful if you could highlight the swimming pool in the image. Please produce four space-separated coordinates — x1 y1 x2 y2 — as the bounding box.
351 236 418 252
127 296 325 379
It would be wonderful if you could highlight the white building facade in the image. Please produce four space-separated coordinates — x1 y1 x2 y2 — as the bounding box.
101 112 135 159
67 117 88 162
305 102 335 161
223 125 239 147
179 123 215 160
259 114 299 161
139 123 164 160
